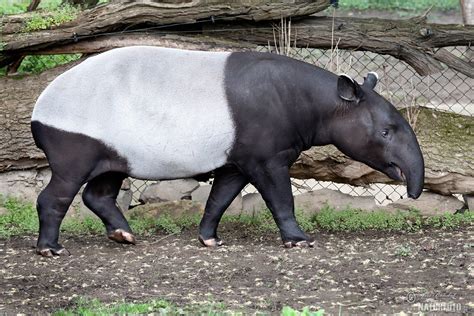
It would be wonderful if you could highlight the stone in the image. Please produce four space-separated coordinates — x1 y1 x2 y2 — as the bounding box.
294 188 377 214
463 195 473 211
129 200 204 219
139 179 199 203
387 192 465 216
191 185 212 204
117 189 133 212
242 193 267 214
0 168 51 203
121 178 131 190
191 184 243 215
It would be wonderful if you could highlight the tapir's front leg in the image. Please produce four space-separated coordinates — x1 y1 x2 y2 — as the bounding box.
249 162 315 248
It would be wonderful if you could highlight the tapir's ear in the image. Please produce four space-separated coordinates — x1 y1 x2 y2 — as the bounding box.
363 72 378 90
337 74 362 102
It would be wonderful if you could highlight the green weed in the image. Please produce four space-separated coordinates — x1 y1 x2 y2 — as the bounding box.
282 306 325 316
54 297 324 315
395 244 412 257
426 211 474 229
0 54 81 77
0 197 472 239
23 4 78 32
54 298 174 316
0 0 65 15
0 197 37 237
61 216 104 235
18 54 81 73
53 297 236 315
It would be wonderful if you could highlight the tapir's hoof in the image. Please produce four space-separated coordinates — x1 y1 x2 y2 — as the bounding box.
108 229 136 244
36 247 70 257
198 235 223 247
283 240 315 248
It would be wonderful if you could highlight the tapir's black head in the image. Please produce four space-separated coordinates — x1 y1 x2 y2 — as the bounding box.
329 72 424 198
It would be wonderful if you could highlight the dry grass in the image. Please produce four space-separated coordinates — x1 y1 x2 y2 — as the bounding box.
269 17 296 57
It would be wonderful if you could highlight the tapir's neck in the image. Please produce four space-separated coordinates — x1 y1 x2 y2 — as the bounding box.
224 52 341 153
287 67 340 149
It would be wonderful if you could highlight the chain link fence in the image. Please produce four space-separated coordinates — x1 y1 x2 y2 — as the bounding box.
7 46 472 205
130 46 472 206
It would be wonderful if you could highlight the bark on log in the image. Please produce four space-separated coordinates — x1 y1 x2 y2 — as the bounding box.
205 16 474 77
0 0 328 64
3 12 473 76
1 61 472 195
34 33 257 55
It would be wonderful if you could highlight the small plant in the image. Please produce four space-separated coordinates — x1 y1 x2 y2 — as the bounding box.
17 54 81 75
23 4 79 32
282 306 325 316
54 298 174 316
426 211 474 229
395 244 412 257
0 197 472 238
53 297 236 315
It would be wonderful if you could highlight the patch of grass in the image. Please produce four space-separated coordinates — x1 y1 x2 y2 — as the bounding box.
61 216 104 235
22 4 79 32
54 297 236 315
395 244 412 257
54 297 323 316
0 0 107 15
282 306 325 316
224 209 279 233
0 54 81 77
20 54 82 74
0 196 38 237
312 204 425 232
0 197 472 239
338 0 459 11
54 298 174 316
0 0 30 15
426 211 474 229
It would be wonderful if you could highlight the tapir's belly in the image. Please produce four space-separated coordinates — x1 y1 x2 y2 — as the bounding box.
31 47 235 179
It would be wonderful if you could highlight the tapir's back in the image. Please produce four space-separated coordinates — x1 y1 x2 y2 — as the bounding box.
32 46 235 179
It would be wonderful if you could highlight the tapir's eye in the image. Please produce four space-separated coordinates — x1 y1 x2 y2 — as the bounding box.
381 129 389 138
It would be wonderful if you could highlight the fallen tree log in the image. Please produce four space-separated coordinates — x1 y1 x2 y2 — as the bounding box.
1 2 473 77
0 0 328 66
1 61 472 195
206 17 474 77
29 33 257 55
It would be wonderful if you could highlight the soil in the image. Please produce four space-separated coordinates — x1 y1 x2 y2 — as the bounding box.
0 225 472 315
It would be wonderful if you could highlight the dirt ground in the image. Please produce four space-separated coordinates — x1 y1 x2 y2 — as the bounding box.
0 225 472 315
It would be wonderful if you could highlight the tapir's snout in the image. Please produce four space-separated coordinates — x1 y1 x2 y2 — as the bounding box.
406 156 424 199
389 132 425 199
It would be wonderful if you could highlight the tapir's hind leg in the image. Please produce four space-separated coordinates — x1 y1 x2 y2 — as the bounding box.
82 172 135 244
32 121 130 256
199 165 249 247
36 174 83 257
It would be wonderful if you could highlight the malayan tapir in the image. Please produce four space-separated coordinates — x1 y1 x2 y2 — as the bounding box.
31 46 424 257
